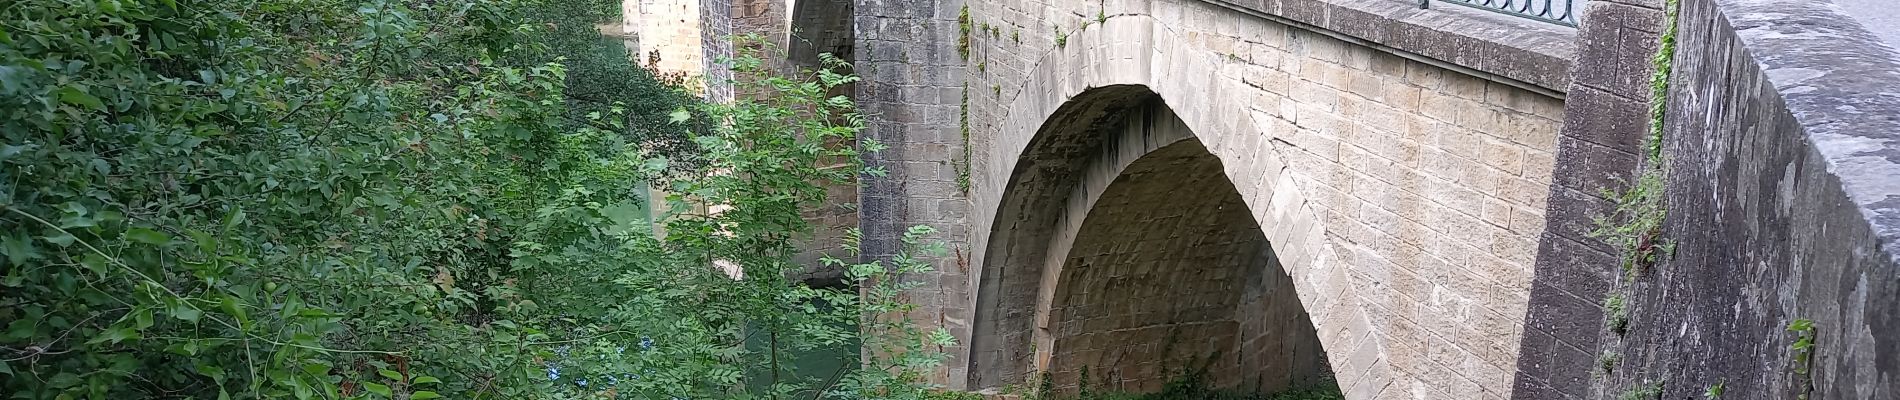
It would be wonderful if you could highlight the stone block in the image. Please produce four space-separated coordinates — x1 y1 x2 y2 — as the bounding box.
1409 353 1484 399
1293 94 1345 129
1455 106 1507 136
1520 147 1556 184
1521 280 1603 352
1382 80 1423 111
1539 337 1595 399
1347 73 1386 101
1568 12 1633 93
1480 196 1514 228
1417 90 1462 122
1401 59 1445 90
1594 0 1664 33
1479 138 1528 177
1559 85 1647 152
1548 136 1637 203
1442 71 1489 100
1483 82 1542 115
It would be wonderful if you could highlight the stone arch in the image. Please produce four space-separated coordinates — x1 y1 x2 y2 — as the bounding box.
785 0 852 69
1040 101 1332 394
965 14 1389 398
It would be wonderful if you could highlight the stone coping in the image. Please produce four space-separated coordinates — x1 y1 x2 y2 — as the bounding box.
1718 0 1900 265
1835 0 1900 50
1205 0 1578 94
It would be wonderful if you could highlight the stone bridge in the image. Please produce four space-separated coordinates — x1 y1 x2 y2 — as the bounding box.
923 1 1570 396
620 0 1900 397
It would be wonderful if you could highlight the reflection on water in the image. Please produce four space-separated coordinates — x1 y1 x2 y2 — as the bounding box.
744 296 861 392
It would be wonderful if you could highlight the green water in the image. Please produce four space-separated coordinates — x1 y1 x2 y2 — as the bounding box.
742 298 860 394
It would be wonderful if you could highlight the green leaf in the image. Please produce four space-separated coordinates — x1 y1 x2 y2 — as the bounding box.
220 295 248 328
1 233 39 266
363 382 392 397
668 108 691 124
377 369 403 381
41 231 75 247
411 376 441 385
48 372 81 388
86 327 140 344
196 364 227 382
190 229 217 255
0 143 34 161
55 86 104 110
219 206 246 236
409 392 442 399
171 304 202 322
300 362 332 377
134 307 154 329
125 227 171 245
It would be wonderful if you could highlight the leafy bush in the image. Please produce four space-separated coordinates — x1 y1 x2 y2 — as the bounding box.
1 0 949 399
510 1 707 176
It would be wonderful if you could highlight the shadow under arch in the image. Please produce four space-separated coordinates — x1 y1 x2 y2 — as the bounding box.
969 87 1332 395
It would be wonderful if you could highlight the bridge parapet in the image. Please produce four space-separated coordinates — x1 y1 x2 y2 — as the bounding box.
1202 0 1576 94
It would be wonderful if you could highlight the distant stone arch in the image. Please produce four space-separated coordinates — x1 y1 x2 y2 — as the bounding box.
785 0 853 69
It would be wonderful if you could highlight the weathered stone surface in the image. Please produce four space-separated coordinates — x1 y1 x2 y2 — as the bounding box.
1517 0 1900 398
853 0 976 383
1627 0 1900 396
1038 125 1327 394
949 5 1570 396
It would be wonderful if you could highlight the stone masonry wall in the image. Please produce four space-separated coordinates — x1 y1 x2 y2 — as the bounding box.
732 0 787 49
634 0 709 78
952 0 1579 397
1507 0 1663 397
700 0 735 102
1515 0 1900 398
622 0 733 101
854 0 974 384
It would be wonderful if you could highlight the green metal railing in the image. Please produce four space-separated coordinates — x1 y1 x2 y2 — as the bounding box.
1420 0 1580 26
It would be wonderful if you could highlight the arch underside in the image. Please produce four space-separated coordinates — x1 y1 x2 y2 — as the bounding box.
969 86 1166 390
972 94 1330 394
1047 137 1330 394
785 0 853 68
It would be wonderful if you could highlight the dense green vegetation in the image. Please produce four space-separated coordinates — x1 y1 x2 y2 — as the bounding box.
998 367 1341 400
0 0 952 399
